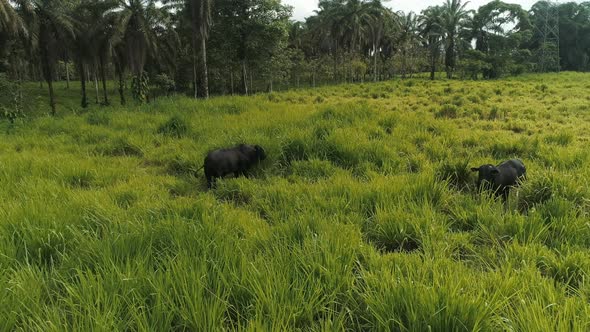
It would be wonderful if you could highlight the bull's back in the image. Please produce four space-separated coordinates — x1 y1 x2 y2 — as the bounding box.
500 159 526 177
205 148 246 176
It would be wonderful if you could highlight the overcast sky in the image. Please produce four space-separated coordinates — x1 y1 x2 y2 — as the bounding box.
283 0 580 20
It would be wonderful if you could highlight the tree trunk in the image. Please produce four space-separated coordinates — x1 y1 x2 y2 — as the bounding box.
47 79 56 115
40 51 56 115
38 64 43 88
199 35 209 99
65 60 70 89
430 47 436 81
241 60 248 95
230 70 234 96
401 50 407 79
250 73 253 94
191 31 198 98
373 42 378 82
192 60 198 98
79 62 88 108
99 55 109 105
446 35 455 79
115 62 125 105
94 69 99 104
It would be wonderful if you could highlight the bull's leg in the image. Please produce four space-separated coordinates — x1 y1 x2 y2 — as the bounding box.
207 175 214 189
501 188 509 203
234 171 240 178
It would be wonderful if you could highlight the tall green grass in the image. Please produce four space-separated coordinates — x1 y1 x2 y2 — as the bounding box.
1 72 590 330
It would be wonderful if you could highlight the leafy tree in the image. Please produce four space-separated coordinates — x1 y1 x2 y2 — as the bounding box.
164 0 212 98
213 0 291 95
465 0 531 78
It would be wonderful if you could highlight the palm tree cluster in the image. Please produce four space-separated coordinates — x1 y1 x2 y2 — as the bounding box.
1 0 589 114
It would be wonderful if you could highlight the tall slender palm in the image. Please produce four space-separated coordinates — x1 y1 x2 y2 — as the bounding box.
117 1 157 80
441 0 470 79
16 0 75 115
396 11 420 78
164 0 212 99
420 6 443 80
72 0 118 108
364 1 388 82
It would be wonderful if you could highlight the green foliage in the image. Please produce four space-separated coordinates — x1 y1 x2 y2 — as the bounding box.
153 73 175 96
131 72 150 103
0 74 24 123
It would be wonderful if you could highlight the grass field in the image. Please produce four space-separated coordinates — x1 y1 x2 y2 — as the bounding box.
1 73 590 330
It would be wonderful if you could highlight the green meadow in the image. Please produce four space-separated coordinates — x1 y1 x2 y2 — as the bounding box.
2 73 590 330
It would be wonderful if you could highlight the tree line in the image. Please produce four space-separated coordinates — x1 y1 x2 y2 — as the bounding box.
1 0 589 114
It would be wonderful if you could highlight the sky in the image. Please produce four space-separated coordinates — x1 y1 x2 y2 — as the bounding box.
283 0 578 20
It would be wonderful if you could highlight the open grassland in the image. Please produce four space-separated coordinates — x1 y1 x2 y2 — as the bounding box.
2 73 590 330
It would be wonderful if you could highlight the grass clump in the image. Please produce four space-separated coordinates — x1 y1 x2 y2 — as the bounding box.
435 104 459 119
86 111 111 126
364 205 433 253
157 114 191 138
100 137 144 157
435 159 473 190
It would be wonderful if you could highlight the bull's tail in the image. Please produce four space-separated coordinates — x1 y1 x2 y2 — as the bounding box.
191 165 205 176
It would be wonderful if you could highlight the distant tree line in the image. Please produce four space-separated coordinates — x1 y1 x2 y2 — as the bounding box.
0 0 589 114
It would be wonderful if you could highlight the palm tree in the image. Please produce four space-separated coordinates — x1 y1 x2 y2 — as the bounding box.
116 0 160 102
16 0 75 115
1 0 25 36
396 11 420 78
164 0 212 99
72 0 119 108
420 6 443 80
364 1 388 82
441 0 470 79
113 41 128 105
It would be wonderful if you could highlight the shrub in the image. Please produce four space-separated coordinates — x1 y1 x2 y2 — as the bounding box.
154 73 175 96
0 74 25 123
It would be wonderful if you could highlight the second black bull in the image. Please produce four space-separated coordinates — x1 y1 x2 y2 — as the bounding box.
471 159 527 201
202 144 267 188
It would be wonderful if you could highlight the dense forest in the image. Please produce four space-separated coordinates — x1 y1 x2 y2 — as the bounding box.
1 0 589 113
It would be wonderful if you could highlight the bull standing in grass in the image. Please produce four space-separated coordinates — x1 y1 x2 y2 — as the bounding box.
203 144 267 189
471 159 527 202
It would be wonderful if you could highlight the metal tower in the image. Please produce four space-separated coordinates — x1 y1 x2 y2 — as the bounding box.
535 1 560 72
